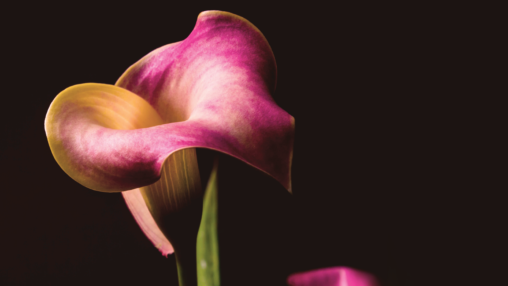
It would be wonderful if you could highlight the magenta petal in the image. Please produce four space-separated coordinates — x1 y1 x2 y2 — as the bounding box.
287 267 380 286
122 189 174 256
116 10 294 191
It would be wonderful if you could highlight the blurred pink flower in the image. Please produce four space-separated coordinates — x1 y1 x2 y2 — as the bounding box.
287 267 380 286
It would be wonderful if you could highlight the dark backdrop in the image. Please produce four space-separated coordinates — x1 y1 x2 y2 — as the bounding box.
1 2 492 286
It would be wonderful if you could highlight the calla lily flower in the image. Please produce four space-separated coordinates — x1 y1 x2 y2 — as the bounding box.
45 10 294 283
287 267 380 286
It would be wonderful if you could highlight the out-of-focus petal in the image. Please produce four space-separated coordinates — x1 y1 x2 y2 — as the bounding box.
122 189 174 256
287 267 380 286
46 11 294 193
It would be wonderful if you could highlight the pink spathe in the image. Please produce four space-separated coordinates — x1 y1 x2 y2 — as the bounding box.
45 11 294 256
48 11 293 193
287 267 380 286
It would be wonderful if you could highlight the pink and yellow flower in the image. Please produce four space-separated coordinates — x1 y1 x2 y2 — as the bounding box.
45 11 294 256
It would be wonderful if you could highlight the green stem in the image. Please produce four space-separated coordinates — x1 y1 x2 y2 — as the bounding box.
174 240 198 286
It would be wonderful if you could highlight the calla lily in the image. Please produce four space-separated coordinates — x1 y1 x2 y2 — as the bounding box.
287 267 380 286
45 10 293 285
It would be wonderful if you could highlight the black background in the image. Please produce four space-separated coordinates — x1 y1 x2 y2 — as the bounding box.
1 2 498 286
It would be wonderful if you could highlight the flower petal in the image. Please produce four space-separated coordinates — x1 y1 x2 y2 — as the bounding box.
122 189 174 256
45 83 166 192
46 11 294 193
123 147 203 257
287 267 380 286
116 10 294 191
